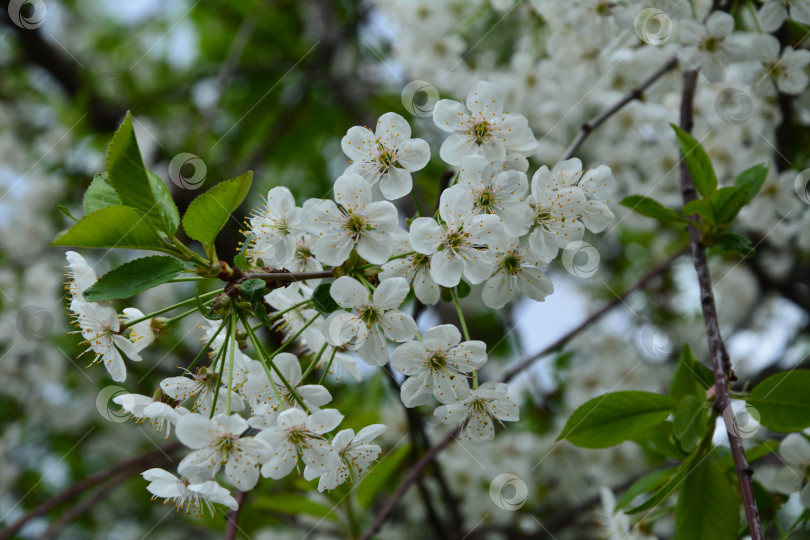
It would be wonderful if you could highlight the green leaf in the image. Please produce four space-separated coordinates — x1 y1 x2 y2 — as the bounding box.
633 423 688 460
456 279 472 298
710 186 748 225
52 205 164 250
747 370 810 432
716 232 754 258
734 164 768 204
83 173 121 214
240 278 265 305
669 345 714 403
672 395 708 453
105 112 177 234
234 233 252 272
196 288 223 321
617 468 677 509
312 282 339 313
682 198 716 226
356 443 411 509
620 195 682 221
252 494 339 522
674 458 739 540
83 256 186 302
181 171 253 245
58 205 78 221
255 303 274 327
627 454 696 514
558 391 676 448
671 124 717 197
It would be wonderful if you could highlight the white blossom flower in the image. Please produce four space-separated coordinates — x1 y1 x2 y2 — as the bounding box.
433 80 529 165
758 0 810 32
772 433 810 508
64 251 96 305
305 331 362 383
71 301 142 382
141 468 238 516
265 283 322 344
679 12 750 82
325 276 417 366
161 366 246 416
391 324 486 406
409 187 503 287
257 408 344 479
248 186 303 266
176 413 271 490
381 231 439 305
598 487 657 540
244 352 332 420
122 307 155 353
303 424 386 492
284 233 324 286
750 35 810 95
483 237 554 309
341 112 430 200
451 155 533 236
113 393 188 439
434 382 519 442
304 174 399 265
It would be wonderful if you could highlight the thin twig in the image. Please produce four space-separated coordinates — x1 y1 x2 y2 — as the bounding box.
0 442 182 540
224 490 248 540
678 69 764 540
35 478 122 540
244 270 334 282
560 56 679 160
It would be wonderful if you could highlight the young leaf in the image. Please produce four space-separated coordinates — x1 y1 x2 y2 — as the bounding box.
240 278 265 305
734 163 768 204
669 345 714 402
196 288 223 320
83 173 121 214
671 124 718 197
747 370 810 432
234 233 252 272
616 468 677 509
672 395 707 453
312 282 339 313
82 256 186 302
147 171 180 234
716 232 754 258
682 198 716 226
620 195 682 221
627 453 696 514
255 303 274 327
674 458 740 540
52 205 163 250
182 171 253 245
557 391 676 448
710 186 748 225
57 205 78 221
105 112 178 234
456 279 472 298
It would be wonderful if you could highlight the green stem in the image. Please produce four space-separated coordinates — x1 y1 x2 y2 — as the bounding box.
163 306 202 326
780 510 809 540
208 328 230 419
124 289 222 327
318 348 338 386
186 322 226 373
302 341 328 380
239 311 309 412
411 191 424 217
450 288 475 388
251 299 313 330
267 313 321 358
168 276 209 282
225 314 237 415
357 274 376 292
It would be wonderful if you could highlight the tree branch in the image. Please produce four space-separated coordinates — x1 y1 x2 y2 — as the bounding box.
224 490 247 540
678 70 764 540
560 56 678 160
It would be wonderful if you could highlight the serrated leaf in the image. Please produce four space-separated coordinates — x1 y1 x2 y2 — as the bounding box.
312 282 339 313
252 494 339 522
620 195 682 221
558 391 676 448
671 124 717 197
182 171 253 245
682 198 716 226
672 395 708 453
356 443 411 509
716 232 754 258
669 345 714 402
240 278 265 305
83 256 186 302
617 468 677 509
147 171 180 234
83 173 121 214
734 164 768 204
51 205 164 250
710 186 748 225
747 370 810 432
674 458 739 540
105 112 177 234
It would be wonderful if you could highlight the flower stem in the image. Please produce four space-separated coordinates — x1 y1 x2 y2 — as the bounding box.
162 306 202 326
301 341 328 380
186 322 226 373
318 348 338 386
209 328 230 419
251 299 313 330
225 314 237 415
411 191 424 217
124 289 222 327
450 288 476 388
